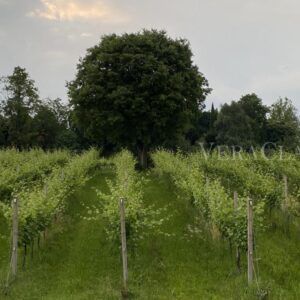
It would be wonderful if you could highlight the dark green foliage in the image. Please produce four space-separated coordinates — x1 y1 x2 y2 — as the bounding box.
211 94 300 150
215 94 269 148
0 115 8 145
186 103 218 147
238 94 269 143
215 101 253 147
205 103 218 145
31 98 82 150
68 30 211 166
32 103 61 149
0 67 40 148
0 68 82 150
267 98 300 150
1 55 299 154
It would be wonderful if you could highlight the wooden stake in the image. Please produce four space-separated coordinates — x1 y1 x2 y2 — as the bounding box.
283 175 288 209
283 174 291 236
206 177 210 200
206 177 210 187
31 240 34 260
234 191 238 210
247 197 254 285
120 198 128 296
44 183 48 196
37 234 40 250
11 198 18 278
234 191 241 273
22 244 27 270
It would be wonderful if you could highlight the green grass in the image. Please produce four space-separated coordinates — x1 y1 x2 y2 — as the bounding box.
1 172 300 299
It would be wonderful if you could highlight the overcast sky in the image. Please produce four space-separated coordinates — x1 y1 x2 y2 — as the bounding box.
1 0 300 110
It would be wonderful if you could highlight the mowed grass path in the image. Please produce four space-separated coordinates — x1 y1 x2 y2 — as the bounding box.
1 172 300 299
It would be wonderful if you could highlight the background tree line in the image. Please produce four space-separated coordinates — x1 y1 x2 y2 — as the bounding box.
195 94 300 151
1 30 300 161
0 67 89 150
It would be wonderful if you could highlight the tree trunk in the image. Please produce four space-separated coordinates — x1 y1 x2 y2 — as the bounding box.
138 145 148 169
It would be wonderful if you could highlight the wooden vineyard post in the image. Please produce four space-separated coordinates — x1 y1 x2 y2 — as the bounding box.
283 174 288 210
205 177 210 202
12 197 19 278
234 191 241 273
233 191 238 210
120 198 128 296
247 197 254 285
283 174 291 236
206 177 210 188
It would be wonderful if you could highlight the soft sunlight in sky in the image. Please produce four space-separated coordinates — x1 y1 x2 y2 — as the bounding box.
1 0 300 110
28 0 128 23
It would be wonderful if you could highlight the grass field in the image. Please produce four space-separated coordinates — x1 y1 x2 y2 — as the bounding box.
1 171 300 299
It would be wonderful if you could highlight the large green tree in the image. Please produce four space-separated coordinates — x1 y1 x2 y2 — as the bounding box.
267 98 300 150
32 100 61 149
0 114 8 145
186 103 218 147
215 101 253 147
215 94 268 148
238 94 269 143
0 68 81 150
0 67 40 148
68 30 211 167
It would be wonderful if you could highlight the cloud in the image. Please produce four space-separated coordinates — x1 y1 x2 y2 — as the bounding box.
28 0 128 23
66 32 94 40
80 32 93 38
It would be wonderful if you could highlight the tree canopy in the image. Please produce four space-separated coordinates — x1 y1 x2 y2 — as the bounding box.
0 67 80 150
0 66 40 148
267 98 300 149
1 31 300 157
215 94 269 148
68 30 211 167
